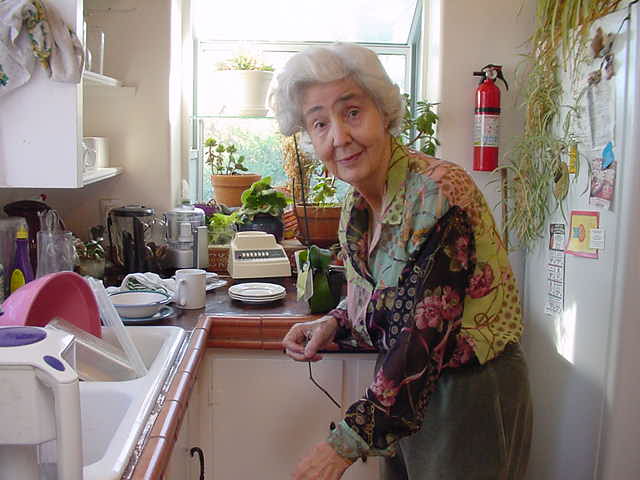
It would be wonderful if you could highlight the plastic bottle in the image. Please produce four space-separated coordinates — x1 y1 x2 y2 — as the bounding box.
9 225 34 294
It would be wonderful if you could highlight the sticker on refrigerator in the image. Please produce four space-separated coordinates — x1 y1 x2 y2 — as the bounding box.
566 211 599 259
545 223 566 316
589 154 616 210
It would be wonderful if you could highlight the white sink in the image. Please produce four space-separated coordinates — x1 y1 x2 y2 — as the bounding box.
79 326 187 480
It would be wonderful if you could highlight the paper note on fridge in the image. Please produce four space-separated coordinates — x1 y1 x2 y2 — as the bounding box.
587 78 615 149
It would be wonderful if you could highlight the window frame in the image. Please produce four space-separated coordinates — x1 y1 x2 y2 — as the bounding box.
190 37 418 202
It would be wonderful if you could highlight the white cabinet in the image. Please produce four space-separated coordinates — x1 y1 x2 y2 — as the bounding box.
165 373 207 480
197 350 380 480
0 0 124 188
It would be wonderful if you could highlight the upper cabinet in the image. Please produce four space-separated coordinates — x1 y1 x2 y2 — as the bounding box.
0 0 125 188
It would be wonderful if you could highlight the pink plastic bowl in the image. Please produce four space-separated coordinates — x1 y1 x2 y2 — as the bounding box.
0 271 101 337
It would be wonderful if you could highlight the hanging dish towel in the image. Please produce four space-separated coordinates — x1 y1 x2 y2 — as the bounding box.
0 0 83 96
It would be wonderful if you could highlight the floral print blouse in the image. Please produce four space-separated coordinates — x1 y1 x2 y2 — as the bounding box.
326 137 523 460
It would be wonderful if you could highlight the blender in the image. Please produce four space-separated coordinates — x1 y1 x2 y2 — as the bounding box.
107 206 166 274
165 202 208 269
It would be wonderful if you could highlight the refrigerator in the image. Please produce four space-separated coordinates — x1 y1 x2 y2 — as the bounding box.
522 3 640 479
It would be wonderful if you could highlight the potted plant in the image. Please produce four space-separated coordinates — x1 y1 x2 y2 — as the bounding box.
280 133 340 247
74 239 106 279
213 53 275 116
235 176 290 242
293 168 343 248
208 212 238 245
205 137 261 207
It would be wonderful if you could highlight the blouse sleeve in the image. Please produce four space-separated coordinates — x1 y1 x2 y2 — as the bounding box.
327 206 476 459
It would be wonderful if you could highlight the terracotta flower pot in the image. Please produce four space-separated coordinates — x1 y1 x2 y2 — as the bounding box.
294 204 342 248
211 174 261 207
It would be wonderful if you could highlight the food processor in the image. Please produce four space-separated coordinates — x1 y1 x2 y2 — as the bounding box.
165 202 208 269
107 206 166 274
0 325 82 480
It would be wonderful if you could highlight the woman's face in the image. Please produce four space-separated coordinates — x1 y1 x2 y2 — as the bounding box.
301 77 391 193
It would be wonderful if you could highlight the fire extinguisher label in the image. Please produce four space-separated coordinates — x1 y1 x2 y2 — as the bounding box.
473 115 500 147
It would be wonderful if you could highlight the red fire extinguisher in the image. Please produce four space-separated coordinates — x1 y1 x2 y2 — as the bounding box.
473 64 509 171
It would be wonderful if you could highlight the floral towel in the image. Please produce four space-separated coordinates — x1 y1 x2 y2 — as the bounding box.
0 0 83 96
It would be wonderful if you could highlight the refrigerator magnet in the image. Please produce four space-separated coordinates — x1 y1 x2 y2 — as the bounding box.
566 210 599 259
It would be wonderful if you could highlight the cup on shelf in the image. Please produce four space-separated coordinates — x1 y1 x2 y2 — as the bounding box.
175 268 206 309
82 137 109 171
86 27 105 75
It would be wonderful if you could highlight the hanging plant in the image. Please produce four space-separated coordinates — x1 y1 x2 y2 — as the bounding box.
499 0 622 248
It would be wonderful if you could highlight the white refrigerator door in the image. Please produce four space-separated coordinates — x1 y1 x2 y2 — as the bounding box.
522 6 638 480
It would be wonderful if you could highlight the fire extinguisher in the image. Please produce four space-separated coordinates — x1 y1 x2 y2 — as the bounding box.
473 64 509 171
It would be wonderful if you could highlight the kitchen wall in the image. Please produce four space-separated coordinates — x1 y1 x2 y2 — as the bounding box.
420 0 536 292
0 0 183 239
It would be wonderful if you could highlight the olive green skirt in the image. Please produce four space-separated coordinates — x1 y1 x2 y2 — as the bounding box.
381 342 533 480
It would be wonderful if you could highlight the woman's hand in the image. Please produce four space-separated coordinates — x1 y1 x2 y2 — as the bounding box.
292 442 353 479
282 316 338 362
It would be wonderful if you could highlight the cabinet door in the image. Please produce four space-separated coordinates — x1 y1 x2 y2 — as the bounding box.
165 369 208 479
206 351 343 479
0 0 83 188
201 350 380 480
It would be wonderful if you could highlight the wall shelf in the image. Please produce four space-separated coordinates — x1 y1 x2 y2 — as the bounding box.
82 166 123 186
83 71 136 96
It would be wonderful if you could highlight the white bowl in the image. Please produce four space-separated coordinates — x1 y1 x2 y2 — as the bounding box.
108 291 171 318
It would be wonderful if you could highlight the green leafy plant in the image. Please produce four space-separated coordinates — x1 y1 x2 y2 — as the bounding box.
75 239 105 261
205 137 249 175
237 176 291 222
499 0 622 248
216 54 274 72
310 174 339 206
208 212 238 245
297 245 338 314
401 94 440 156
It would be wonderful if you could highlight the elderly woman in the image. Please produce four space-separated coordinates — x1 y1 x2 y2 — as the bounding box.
272 43 532 480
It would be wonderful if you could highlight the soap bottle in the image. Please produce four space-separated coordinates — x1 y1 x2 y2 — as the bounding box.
9 225 34 293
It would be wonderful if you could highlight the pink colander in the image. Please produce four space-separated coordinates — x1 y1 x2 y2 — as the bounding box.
0 271 101 337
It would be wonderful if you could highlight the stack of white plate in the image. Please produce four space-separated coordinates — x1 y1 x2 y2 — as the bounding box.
228 282 286 304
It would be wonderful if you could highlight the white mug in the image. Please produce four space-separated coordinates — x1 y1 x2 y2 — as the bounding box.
175 268 206 309
83 137 109 168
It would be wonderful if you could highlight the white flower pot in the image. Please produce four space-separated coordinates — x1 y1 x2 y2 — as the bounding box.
212 70 274 116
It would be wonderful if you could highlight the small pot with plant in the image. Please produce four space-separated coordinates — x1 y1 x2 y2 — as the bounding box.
282 133 343 248
205 137 261 207
214 53 275 116
235 176 290 242
293 168 342 248
208 212 238 246
75 239 106 279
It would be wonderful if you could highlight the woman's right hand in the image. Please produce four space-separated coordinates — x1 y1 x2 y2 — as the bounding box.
282 316 338 362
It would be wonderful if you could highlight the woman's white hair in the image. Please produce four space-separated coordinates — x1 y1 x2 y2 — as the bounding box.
269 43 404 137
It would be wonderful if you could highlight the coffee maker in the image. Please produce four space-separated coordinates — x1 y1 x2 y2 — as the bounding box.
107 206 166 274
165 203 208 269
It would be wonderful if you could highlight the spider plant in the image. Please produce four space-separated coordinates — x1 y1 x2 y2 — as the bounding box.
499 0 622 248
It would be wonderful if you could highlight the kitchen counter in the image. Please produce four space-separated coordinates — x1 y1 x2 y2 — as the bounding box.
128 276 331 479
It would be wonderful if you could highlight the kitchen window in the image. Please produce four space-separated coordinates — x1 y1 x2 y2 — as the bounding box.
189 0 422 202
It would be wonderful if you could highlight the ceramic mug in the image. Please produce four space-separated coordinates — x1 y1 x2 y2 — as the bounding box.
175 268 206 309
83 137 109 169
